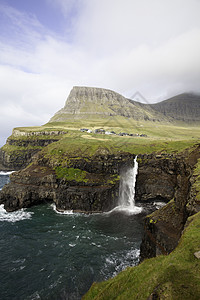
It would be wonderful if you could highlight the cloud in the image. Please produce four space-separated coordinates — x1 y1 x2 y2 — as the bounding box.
0 0 200 144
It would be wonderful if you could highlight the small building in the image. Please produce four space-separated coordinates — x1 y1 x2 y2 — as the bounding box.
80 128 89 132
94 129 105 134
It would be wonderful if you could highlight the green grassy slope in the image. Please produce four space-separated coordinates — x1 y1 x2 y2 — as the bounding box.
6 118 200 163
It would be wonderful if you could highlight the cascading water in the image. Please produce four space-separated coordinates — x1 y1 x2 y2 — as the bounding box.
115 156 142 214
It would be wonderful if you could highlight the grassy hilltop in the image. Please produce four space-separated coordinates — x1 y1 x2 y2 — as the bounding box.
11 114 200 155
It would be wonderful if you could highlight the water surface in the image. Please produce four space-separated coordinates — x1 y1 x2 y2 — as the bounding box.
0 172 150 300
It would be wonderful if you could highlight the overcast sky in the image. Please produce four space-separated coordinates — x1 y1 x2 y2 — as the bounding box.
0 0 200 145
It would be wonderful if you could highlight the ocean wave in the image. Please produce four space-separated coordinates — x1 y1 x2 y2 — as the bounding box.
104 248 140 278
0 204 34 223
50 203 74 215
0 171 15 175
153 201 166 209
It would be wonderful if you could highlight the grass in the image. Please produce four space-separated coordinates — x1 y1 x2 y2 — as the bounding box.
55 166 89 182
12 116 200 141
1 143 43 154
2 118 200 180
83 211 200 300
40 130 199 161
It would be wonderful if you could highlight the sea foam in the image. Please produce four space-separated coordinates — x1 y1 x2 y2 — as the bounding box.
0 171 15 175
0 204 34 223
50 203 73 215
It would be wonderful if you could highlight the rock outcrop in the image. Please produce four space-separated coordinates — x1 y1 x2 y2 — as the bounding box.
139 145 200 261
0 129 66 171
0 151 135 212
135 154 181 203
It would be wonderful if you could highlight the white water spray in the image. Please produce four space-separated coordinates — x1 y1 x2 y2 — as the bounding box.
111 156 142 214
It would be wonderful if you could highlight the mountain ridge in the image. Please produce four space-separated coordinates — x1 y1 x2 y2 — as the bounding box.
50 86 169 123
50 86 200 124
151 92 200 122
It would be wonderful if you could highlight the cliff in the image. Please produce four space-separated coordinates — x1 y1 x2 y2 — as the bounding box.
139 145 200 260
50 87 200 124
0 128 67 171
0 145 136 212
83 146 200 299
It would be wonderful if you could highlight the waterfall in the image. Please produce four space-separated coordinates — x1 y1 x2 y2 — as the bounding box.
115 156 142 214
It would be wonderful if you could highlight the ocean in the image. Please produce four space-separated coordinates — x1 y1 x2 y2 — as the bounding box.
0 172 152 300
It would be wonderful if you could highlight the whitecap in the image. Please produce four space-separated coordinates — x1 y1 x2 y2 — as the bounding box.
50 203 73 215
153 201 166 209
91 242 101 248
0 171 15 175
0 204 34 223
104 248 140 278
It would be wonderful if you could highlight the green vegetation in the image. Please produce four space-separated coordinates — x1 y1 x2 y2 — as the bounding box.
1 143 43 154
83 211 200 300
3 118 199 179
41 129 199 163
55 166 89 182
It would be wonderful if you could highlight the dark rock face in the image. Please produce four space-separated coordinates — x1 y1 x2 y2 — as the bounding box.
139 146 200 261
0 148 39 171
0 164 119 213
135 154 179 202
0 133 62 171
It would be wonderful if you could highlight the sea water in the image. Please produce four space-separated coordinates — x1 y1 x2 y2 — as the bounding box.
0 172 151 300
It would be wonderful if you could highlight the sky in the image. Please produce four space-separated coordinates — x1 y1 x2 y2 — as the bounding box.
0 0 200 145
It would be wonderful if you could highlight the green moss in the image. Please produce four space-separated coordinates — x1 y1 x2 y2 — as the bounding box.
83 211 200 300
149 218 157 224
55 166 89 182
107 174 120 185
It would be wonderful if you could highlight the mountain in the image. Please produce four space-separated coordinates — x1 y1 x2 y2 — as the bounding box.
50 86 168 123
50 87 200 124
151 93 200 122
